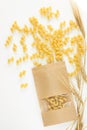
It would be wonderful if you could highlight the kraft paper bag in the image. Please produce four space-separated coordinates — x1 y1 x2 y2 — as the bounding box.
32 61 77 126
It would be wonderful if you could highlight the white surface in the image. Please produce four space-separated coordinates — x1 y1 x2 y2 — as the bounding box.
0 0 87 130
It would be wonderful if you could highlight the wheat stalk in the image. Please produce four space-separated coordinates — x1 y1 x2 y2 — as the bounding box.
70 0 87 82
69 0 87 130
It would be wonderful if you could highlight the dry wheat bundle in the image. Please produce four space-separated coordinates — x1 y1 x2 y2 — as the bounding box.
68 0 87 130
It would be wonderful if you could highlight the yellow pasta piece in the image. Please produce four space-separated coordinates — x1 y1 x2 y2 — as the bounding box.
22 25 29 34
10 21 21 32
47 25 53 31
8 56 14 64
22 44 28 53
20 83 28 88
19 70 26 78
20 35 26 45
54 10 60 18
33 62 42 67
5 36 12 47
12 44 17 52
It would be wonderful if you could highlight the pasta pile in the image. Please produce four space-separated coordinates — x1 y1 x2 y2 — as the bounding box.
4 7 84 87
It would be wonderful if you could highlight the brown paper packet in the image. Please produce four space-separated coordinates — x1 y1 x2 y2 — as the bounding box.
32 61 77 126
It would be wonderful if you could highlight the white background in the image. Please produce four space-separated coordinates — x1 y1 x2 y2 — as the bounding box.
0 0 87 130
